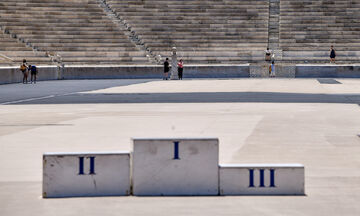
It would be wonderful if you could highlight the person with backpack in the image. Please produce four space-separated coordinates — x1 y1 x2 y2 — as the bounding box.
269 61 275 78
20 59 28 84
28 64 38 84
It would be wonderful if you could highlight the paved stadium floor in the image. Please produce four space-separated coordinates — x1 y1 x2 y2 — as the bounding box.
1 78 360 215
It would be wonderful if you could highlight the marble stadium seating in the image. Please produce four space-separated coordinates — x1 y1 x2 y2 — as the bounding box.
1 0 360 66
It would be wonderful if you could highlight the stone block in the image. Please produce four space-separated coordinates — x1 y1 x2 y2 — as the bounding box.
181 65 249 78
296 65 360 78
250 64 270 77
219 164 305 195
276 65 296 78
43 152 131 198
132 138 219 196
250 64 296 78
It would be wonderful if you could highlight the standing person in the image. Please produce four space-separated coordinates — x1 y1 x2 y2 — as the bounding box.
265 47 271 61
270 61 276 78
20 59 28 84
28 64 38 84
330 45 336 63
163 58 170 80
177 59 183 80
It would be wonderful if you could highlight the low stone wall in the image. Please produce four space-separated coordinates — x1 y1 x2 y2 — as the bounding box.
1 64 360 85
182 64 250 78
61 65 162 79
61 65 250 79
0 66 59 84
249 64 360 78
0 64 250 84
296 65 360 78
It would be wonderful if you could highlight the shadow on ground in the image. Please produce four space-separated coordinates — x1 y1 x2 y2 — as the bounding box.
10 92 360 105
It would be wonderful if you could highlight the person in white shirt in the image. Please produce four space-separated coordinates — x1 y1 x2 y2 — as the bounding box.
265 48 271 61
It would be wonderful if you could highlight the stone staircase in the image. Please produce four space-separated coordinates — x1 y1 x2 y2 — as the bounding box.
268 0 280 50
0 0 150 65
98 0 160 64
106 0 269 64
268 0 282 60
280 0 360 63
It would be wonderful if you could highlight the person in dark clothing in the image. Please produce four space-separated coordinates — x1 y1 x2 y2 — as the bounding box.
330 45 336 63
177 59 183 80
28 64 37 84
163 58 170 80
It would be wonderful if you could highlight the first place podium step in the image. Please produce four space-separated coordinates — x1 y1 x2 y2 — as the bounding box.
132 138 219 196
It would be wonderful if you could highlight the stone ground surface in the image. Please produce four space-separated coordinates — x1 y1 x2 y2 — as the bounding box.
0 78 360 215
